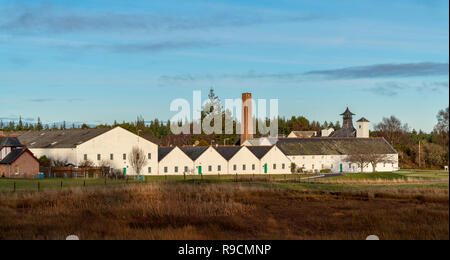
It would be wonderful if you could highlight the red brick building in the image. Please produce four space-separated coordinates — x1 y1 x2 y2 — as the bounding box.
0 136 40 179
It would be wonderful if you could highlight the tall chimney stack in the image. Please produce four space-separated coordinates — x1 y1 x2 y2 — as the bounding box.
241 93 254 144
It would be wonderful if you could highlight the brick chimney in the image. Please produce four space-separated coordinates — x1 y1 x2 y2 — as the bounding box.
241 93 254 144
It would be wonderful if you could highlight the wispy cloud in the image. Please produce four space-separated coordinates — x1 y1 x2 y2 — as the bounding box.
367 81 449 97
67 41 218 53
28 98 55 103
158 62 450 84
0 4 332 34
27 98 85 103
304 62 449 79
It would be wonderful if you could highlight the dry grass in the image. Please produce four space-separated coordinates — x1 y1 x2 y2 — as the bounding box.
0 183 448 240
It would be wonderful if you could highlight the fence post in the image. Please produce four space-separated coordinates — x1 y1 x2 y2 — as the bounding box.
84 180 86 187
13 182 16 193
61 181 63 190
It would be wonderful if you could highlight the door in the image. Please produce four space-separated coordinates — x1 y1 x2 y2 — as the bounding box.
198 166 202 175
340 164 343 173
264 164 268 174
123 168 127 175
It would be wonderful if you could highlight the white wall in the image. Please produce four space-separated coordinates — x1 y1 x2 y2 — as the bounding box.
29 148 77 165
76 127 158 176
0 147 12 160
228 147 261 175
288 153 399 173
356 122 370 138
158 147 194 175
194 146 228 175
261 146 291 174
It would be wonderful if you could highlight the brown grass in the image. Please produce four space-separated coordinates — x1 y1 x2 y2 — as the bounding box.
0 183 448 240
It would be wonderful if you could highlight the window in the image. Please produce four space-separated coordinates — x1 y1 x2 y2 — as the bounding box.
242 165 246 171
273 164 276 170
349 164 352 168
331 164 334 169
321 164 324 169
148 167 152 174
233 165 237 171
123 154 126 160
218 165 221 172
110 154 114 160
148 153 152 160
175 167 179 173
208 166 212 172
312 164 315 170
252 164 256 170
97 154 101 161
164 167 168 173
282 164 285 170
84 154 87 161
184 166 188 173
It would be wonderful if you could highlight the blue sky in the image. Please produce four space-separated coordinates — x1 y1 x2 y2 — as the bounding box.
0 0 448 132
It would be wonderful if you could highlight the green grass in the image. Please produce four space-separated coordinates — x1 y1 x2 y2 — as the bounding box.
0 174 306 192
1 171 447 193
326 172 408 180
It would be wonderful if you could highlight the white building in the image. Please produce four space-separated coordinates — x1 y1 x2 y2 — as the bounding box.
15 127 158 176
241 137 278 147
216 146 261 175
247 146 291 174
288 131 318 138
321 128 335 137
277 138 399 173
181 146 228 175
158 146 194 175
356 118 370 138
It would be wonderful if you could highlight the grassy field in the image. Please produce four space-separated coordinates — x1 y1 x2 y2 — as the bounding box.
0 171 448 240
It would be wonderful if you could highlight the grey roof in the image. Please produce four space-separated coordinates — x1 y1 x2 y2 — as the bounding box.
341 107 355 117
0 148 27 164
357 117 370 122
180 147 209 161
329 127 356 138
11 128 112 148
215 146 242 160
158 147 175 161
276 138 397 156
247 146 273 159
0 137 23 148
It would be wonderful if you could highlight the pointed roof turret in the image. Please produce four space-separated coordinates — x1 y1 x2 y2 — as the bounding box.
357 117 370 123
340 107 355 118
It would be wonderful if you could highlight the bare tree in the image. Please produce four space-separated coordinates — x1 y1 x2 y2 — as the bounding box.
374 116 409 145
52 158 69 167
129 146 148 176
434 107 449 147
346 152 395 173
345 153 371 173
79 159 94 168
366 154 395 173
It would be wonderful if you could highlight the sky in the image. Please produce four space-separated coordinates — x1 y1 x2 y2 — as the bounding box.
0 0 448 132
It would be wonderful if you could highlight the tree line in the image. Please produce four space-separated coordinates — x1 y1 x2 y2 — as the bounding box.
1 90 448 169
